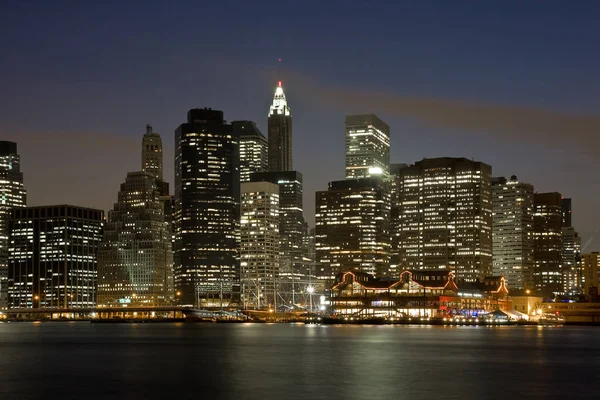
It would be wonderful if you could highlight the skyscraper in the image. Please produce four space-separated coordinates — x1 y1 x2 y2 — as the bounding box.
302 226 317 276
389 163 409 274
8 205 103 308
581 252 599 297
345 114 391 179
234 121 268 182
533 192 563 294
240 181 279 308
492 176 534 289
174 108 240 306
315 178 391 281
395 158 493 281
0 141 26 309
562 226 581 295
142 124 163 181
250 171 305 275
561 198 572 228
268 81 292 172
97 171 173 307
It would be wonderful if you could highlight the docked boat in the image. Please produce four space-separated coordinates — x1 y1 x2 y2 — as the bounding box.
538 312 566 325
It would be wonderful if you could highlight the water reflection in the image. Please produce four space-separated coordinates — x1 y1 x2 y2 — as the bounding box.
0 323 598 400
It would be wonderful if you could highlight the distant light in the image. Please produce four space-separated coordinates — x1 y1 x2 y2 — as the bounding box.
368 167 383 175
278 80 282 87
307 286 315 294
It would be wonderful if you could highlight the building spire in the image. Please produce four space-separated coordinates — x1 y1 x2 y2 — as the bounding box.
269 59 291 118
142 124 163 181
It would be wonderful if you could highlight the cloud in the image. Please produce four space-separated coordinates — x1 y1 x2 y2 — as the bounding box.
285 71 600 156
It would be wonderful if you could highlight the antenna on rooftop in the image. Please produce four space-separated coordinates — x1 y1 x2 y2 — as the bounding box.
277 58 283 87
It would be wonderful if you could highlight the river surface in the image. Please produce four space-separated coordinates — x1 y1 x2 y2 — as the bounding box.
0 322 597 399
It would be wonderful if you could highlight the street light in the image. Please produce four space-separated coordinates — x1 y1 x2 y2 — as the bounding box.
307 286 315 313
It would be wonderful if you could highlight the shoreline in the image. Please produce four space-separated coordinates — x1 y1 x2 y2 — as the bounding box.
3 318 600 326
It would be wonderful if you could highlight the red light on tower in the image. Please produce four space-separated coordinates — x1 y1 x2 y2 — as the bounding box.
278 80 282 87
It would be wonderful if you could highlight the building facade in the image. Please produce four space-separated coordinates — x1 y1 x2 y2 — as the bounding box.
492 176 534 290
174 108 240 306
142 124 163 181
315 178 391 281
561 198 572 228
389 163 409 274
581 252 599 298
395 158 493 281
562 227 581 295
98 171 173 307
0 141 26 309
268 81 292 172
240 181 279 308
8 205 103 308
330 270 509 318
345 114 390 179
250 171 305 276
533 192 563 294
233 121 268 182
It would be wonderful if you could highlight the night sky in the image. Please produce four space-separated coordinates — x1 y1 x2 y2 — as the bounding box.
2 1 600 249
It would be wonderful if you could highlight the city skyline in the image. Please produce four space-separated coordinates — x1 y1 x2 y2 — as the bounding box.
2 1 600 252
2 3 600 399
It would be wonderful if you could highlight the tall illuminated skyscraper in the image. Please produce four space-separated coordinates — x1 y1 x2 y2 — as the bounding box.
268 81 292 172
562 226 581 295
0 141 26 309
345 114 390 179
142 124 163 181
396 158 493 281
97 171 173 306
240 181 279 308
98 125 174 306
533 192 563 294
250 171 305 275
315 178 391 281
492 176 534 289
174 108 240 306
234 121 268 182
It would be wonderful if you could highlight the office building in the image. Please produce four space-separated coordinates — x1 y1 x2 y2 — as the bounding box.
345 114 390 179
492 176 534 289
562 227 581 295
561 198 572 228
240 181 279 308
389 163 409 274
303 226 317 276
533 192 563 294
0 141 26 308
98 171 173 307
395 158 493 281
581 252 600 297
234 121 268 182
268 81 292 172
141 124 163 181
250 171 305 275
315 178 391 280
8 205 103 308
174 108 240 306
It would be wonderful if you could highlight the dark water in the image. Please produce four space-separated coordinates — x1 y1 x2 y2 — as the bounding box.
0 322 598 400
